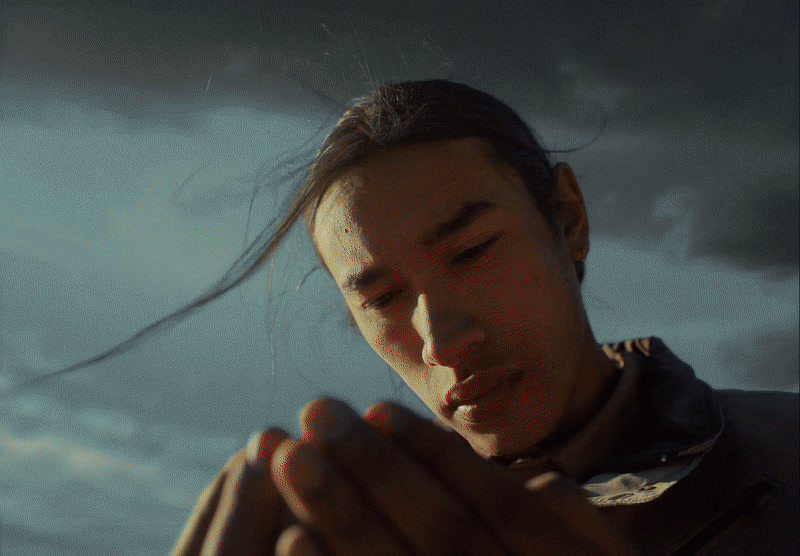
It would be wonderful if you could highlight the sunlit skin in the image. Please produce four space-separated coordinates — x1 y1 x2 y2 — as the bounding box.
313 137 621 459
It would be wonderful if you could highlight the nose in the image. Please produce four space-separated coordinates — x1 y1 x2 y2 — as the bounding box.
414 290 486 368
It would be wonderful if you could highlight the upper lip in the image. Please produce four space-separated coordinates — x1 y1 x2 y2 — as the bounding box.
445 368 517 409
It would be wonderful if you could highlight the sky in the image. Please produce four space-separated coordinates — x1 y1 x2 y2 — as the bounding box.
0 0 798 554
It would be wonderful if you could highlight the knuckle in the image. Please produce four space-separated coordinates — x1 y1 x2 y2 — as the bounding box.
224 448 247 473
245 430 270 465
281 442 333 500
301 397 342 423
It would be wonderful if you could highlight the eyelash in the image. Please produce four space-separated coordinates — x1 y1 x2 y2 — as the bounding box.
450 234 501 264
363 234 502 310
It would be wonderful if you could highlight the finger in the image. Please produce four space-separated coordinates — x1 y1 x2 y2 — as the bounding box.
201 429 291 555
365 402 632 555
247 428 301 532
364 400 525 510
298 398 505 556
364 402 568 544
275 523 328 556
171 463 230 555
271 439 411 556
246 428 290 468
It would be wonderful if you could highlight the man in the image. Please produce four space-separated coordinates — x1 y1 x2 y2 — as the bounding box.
173 85 798 554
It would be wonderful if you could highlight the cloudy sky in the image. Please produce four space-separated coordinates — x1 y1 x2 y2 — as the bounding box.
1 1 797 554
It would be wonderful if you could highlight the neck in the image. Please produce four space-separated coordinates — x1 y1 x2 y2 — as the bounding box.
491 339 622 465
544 338 622 450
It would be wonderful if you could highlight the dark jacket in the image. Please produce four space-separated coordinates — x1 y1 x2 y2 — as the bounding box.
495 337 799 555
604 388 798 555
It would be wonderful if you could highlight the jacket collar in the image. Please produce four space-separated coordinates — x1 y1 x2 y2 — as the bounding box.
494 337 724 492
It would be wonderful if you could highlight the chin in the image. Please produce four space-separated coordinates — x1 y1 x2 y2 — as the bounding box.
464 430 531 459
461 415 553 459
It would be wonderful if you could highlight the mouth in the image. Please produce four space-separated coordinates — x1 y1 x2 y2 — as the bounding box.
445 370 524 425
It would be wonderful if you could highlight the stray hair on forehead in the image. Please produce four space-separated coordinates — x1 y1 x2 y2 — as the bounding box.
10 79 603 391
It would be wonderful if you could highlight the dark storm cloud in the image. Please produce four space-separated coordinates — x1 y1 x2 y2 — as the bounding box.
691 168 799 274
570 127 799 273
4 1 796 129
1 0 796 273
717 326 800 391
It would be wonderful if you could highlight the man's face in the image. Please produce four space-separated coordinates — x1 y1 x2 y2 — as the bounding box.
313 137 592 458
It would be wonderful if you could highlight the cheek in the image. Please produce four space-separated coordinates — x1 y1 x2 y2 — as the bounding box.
479 254 547 325
363 319 421 373
363 318 445 403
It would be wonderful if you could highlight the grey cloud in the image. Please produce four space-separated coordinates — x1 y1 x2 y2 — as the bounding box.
564 126 798 273
717 325 800 390
1 513 182 556
691 173 799 274
4 1 796 130
3 2 796 276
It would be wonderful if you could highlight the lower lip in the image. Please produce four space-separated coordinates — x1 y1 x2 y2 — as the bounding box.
453 372 522 426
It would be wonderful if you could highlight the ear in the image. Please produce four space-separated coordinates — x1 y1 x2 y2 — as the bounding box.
551 163 589 262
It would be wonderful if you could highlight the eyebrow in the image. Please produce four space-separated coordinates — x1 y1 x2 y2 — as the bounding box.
341 200 498 292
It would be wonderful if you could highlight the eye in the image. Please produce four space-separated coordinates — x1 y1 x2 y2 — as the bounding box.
362 234 503 312
363 289 401 311
451 234 502 264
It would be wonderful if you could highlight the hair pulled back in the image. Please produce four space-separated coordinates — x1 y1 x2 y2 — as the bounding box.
304 80 579 283
10 79 586 391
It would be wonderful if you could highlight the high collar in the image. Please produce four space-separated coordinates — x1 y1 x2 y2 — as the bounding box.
492 337 724 488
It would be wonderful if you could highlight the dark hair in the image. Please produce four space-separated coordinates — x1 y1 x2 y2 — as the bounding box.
10 79 594 391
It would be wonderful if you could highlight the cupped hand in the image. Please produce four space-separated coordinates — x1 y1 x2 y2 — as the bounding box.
270 398 638 556
171 428 296 555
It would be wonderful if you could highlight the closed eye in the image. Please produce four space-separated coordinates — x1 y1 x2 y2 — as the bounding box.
363 289 401 311
363 234 503 311
451 233 502 264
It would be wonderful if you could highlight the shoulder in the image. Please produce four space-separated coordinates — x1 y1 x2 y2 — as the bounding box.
716 389 798 433
671 390 798 554
714 389 798 486
716 388 798 412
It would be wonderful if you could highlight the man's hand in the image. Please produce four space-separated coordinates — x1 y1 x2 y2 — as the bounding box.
171 428 295 555
270 398 637 555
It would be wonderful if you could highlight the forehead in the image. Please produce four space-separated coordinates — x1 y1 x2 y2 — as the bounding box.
313 137 530 282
